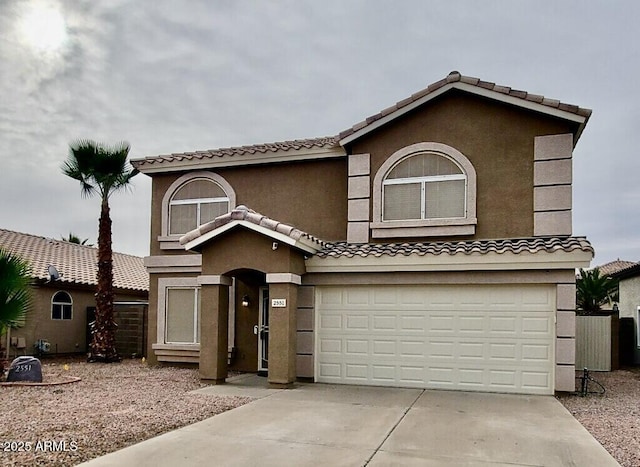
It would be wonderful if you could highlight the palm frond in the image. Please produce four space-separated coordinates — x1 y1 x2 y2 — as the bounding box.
576 268 619 314
0 249 32 331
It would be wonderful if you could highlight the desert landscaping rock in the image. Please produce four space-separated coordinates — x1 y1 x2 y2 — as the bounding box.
0 358 251 467
1 358 637 467
557 368 640 467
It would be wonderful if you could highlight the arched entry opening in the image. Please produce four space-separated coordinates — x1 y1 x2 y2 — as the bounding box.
227 268 267 374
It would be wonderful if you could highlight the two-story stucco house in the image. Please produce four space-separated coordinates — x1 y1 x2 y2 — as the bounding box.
133 71 593 394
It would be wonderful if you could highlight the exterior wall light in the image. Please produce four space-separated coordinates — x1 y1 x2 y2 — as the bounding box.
241 295 250 307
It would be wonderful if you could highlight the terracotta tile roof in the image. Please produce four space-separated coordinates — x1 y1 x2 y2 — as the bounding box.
180 205 326 249
594 259 638 276
609 261 640 279
316 237 593 259
339 71 592 141
0 228 148 292
132 136 340 169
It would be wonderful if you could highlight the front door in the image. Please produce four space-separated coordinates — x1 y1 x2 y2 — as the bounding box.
258 287 269 374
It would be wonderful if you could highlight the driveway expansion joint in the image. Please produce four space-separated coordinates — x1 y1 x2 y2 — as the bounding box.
363 389 424 466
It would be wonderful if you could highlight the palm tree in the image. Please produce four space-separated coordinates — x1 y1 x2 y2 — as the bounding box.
62 140 138 362
576 268 619 315
0 249 32 368
61 232 92 246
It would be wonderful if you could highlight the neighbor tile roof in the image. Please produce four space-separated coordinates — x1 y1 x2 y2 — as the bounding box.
339 71 592 141
316 236 594 259
595 259 638 276
180 205 325 249
0 228 148 292
610 261 640 280
132 136 340 169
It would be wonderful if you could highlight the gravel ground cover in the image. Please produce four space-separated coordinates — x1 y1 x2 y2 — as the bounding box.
0 357 252 467
1 358 637 467
557 368 640 467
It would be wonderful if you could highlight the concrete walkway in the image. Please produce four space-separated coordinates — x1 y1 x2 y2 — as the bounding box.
81 375 619 466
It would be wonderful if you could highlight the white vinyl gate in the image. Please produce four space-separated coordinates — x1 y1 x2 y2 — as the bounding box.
316 284 556 395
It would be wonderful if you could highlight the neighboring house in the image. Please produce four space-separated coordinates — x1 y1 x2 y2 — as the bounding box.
580 259 636 311
0 228 148 358
611 262 640 364
595 259 637 277
133 71 594 394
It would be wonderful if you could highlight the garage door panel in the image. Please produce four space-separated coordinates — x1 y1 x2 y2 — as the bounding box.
316 285 555 394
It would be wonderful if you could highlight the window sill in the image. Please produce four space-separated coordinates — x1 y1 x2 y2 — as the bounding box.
152 343 200 351
370 218 477 238
157 235 187 250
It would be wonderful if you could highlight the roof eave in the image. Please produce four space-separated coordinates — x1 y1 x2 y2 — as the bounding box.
339 82 591 147
305 248 593 274
131 146 345 175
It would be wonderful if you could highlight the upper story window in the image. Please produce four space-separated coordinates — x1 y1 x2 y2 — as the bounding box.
372 142 477 238
160 171 236 248
169 179 229 235
383 153 466 221
52 291 72 320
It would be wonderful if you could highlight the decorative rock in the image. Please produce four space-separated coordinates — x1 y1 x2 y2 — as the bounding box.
7 356 43 383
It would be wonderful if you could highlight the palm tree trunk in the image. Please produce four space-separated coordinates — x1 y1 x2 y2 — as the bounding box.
89 197 119 362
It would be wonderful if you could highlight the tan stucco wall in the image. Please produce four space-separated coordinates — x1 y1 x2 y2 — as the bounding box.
199 229 306 277
7 285 145 357
348 91 577 240
149 157 348 256
619 276 640 319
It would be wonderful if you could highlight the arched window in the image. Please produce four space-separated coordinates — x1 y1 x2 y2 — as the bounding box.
383 152 466 220
160 172 236 244
51 291 72 320
372 142 477 238
169 179 229 235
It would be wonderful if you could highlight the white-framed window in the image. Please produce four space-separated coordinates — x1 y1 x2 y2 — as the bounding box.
165 287 200 344
51 291 72 320
169 179 229 235
372 142 477 238
159 172 236 248
157 278 201 345
383 152 466 221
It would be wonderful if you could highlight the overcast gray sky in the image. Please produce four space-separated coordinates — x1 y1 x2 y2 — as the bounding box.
1 0 638 265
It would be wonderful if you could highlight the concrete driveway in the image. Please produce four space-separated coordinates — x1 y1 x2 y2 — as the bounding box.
81 375 619 466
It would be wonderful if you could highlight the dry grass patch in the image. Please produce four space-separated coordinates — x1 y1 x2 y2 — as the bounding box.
0 357 252 466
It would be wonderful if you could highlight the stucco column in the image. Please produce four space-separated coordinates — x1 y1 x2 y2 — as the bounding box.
198 275 231 384
266 274 300 388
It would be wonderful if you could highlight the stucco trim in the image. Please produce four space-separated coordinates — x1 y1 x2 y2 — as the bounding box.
158 171 236 249
534 211 572 237
266 273 302 285
144 254 202 273
347 222 369 243
183 220 320 255
197 275 232 286
340 82 587 146
305 249 592 273
371 142 477 238
348 153 370 176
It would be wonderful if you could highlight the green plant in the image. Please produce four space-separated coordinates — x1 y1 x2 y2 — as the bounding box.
0 248 31 333
576 267 619 315
62 139 138 362
61 232 92 246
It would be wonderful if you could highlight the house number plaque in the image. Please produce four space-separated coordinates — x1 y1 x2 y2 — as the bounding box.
271 298 287 308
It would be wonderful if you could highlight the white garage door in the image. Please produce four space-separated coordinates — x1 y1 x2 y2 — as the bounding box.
316 285 556 395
